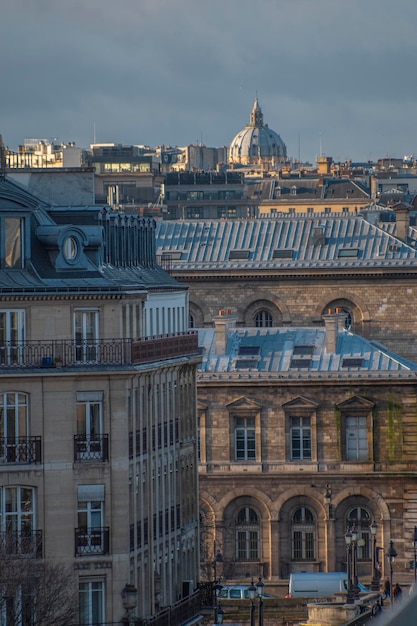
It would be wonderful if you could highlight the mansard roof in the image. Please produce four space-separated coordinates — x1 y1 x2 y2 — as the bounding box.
197 325 417 380
0 178 182 294
155 215 417 273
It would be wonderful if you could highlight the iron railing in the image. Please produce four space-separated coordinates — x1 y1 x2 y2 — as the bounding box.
75 527 110 556
0 332 198 370
0 436 41 463
0 529 43 558
74 435 109 462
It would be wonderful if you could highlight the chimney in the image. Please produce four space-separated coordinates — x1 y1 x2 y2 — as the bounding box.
393 202 410 242
323 311 346 353
213 310 237 355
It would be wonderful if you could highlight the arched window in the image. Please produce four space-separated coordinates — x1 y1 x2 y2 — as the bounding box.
188 313 194 329
292 507 315 561
236 507 259 561
347 507 371 561
255 310 272 328
342 309 352 331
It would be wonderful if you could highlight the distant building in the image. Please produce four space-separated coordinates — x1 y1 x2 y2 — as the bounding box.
0 178 201 625
197 312 417 583
228 98 287 170
90 142 163 209
171 145 228 172
162 170 256 219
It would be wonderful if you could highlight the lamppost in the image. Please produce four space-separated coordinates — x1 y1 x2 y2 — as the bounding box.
248 579 256 626
257 576 264 626
413 526 417 584
248 577 264 626
388 540 397 607
351 528 359 600
370 521 380 591
213 580 223 626
345 530 354 604
248 576 264 626
121 583 138 626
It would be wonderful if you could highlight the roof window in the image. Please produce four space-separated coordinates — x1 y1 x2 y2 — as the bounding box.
229 249 250 260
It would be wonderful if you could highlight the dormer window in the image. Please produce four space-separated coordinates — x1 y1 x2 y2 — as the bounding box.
5 217 23 268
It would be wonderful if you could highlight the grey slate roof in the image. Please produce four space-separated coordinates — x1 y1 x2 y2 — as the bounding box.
0 179 183 293
197 327 417 380
155 216 417 271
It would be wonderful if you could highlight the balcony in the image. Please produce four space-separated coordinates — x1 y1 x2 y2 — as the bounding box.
0 436 41 464
0 332 199 370
75 527 110 556
74 435 109 462
0 529 43 558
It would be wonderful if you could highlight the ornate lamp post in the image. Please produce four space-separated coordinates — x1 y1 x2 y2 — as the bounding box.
121 583 138 626
388 540 397 607
345 531 354 604
351 528 359 600
370 521 380 591
248 577 264 626
256 577 264 626
248 579 256 626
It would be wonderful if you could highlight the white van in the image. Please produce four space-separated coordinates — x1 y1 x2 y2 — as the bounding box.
286 572 369 598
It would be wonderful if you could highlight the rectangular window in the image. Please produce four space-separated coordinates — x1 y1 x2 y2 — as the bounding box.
237 530 258 560
5 218 23 268
77 485 106 555
79 579 105 625
76 395 104 461
290 417 312 460
74 310 99 363
235 417 256 461
0 310 25 365
346 416 368 460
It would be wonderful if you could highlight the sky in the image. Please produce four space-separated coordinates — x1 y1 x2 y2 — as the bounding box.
1 0 417 165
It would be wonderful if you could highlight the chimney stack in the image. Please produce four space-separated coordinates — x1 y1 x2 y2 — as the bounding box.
323 310 346 353
213 309 237 355
393 202 411 242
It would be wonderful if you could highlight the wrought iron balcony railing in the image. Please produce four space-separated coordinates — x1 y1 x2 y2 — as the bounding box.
0 436 42 464
75 527 110 556
0 529 43 558
0 332 198 369
74 435 109 462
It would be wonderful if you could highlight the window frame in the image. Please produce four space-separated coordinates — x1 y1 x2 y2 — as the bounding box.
291 506 316 561
79 578 106 626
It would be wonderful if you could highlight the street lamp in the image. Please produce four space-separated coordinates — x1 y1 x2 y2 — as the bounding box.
370 521 380 591
256 577 264 626
351 528 359 600
121 583 138 625
345 531 354 604
388 540 397 607
248 577 264 626
248 579 256 626
413 526 417 584
213 580 223 626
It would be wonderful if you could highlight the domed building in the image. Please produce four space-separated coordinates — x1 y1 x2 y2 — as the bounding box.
228 98 287 169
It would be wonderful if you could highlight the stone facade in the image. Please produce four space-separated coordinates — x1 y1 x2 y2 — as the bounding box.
196 320 417 587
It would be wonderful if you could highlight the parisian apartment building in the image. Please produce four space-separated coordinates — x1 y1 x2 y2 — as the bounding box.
0 173 201 626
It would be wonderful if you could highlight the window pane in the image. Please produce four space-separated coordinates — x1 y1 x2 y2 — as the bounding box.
5 218 22 268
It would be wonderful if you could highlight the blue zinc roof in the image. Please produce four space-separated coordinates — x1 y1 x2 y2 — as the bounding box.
197 326 417 380
155 216 417 271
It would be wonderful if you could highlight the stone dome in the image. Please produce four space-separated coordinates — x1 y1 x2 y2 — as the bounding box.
228 98 287 167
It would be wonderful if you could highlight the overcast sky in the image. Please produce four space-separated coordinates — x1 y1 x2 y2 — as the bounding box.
1 0 417 164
